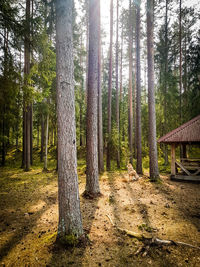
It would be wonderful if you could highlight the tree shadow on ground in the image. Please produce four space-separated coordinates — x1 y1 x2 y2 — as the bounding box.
150 175 200 233
106 172 196 266
0 168 57 263
0 191 57 262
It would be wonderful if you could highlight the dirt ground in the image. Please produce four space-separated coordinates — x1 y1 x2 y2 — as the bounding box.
0 166 200 267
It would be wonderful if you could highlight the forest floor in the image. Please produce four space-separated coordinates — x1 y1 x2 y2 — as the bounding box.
0 149 200 266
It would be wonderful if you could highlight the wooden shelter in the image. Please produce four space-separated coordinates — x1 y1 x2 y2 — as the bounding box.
158 115 200 181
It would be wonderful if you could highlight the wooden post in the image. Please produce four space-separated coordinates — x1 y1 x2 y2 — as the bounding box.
171 143 176 176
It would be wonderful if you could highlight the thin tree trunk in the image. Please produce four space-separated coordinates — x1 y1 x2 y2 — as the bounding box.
79 102 83 147
133 7 137 160
22 107 26 168
106 0 113 171
40 114 44 162
25 106 31 171
164 0 169 165
136 0 143 175
116 0 120 168
84 0 101 197
147 0 159 180
24 0 31 172
85 0 89 102
30 104 33 165
54 128 56 146
37 121 39 149
120 26 123 101
179 0 182 124
2 106 5 166
128 0 133 165
56 0 83 239
44 111 49 171
16 124 19 150
98 2 104 173
2 31 7 166
133 53 137 159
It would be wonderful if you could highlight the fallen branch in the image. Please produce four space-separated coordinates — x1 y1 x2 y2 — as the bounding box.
106 214 200 250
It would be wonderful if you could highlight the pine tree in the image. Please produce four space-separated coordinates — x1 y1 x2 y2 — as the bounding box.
135 0 143 175
107 0 113 171
56 0 83 239
84 0 101 197
147 0 159 181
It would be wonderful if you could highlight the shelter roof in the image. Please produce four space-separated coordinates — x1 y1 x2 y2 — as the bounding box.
158 115 200 144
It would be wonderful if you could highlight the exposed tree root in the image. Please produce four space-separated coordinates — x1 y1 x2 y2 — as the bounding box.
82 191 102 199
106 214 200 253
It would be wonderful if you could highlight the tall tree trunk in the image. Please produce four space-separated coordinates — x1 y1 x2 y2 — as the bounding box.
1 30 8 166
44 111 49 171
147 0 159 181
164 0 169 166
84 0 101 197
133 51 137 159
128 0 133 165
80 34 83 147
179 0 182 124
85 0 89 102
133 6 137 160
24 0 31 172
136 0 143 175
106 0 113 171
56 0 83 239
98 2 104 173
30 0 34 166
115 0 120 168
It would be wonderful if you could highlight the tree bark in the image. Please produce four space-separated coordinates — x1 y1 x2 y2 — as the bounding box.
30 104 33 165
85 0 89 102
2 106 5 166
56 0 83 239
80 33 83 147
179 0 182 124
106 0 113 171
24 0 31 172
115 0 120 168
133 56 137 159
128 0 133 165
147 0 159 180
120 26 123 101
44 111 49 171
37 121 39 149
136 0 143 175
164 0 168 166
97 2 104 173
84 0 101 197
40 113 44 162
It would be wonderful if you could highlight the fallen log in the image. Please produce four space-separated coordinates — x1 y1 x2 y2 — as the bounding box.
106 214 200 251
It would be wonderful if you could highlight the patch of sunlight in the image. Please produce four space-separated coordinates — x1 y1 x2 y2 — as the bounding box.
27 200 47 213
38 183 57 195
165 221 197 240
